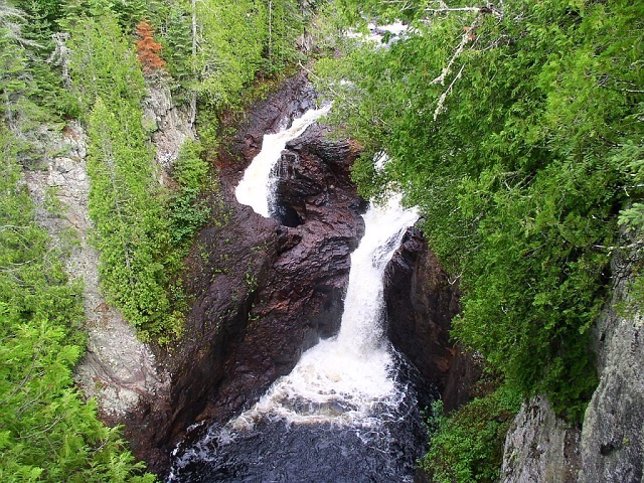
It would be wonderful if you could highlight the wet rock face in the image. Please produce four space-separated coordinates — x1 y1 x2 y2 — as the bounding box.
139 74 365 474
383 228 481 410
219 72 317 181
276 127 366 227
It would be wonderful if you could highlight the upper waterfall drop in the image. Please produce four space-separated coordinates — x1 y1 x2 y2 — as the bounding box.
235 104 331 217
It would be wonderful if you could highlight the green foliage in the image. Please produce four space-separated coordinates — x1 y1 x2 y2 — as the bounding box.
318 0 643 421
193 1 266 108
0 126 155 482
421 387 521 483
67 13 145 114
168 139 211 248
191 0 307 108
68 14 183 341
0 23 42 136
263 0 307 74
156 1 193 89
86 96 182 342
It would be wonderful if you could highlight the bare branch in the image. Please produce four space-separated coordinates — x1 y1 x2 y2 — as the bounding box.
433 64 465 121
431 17 479 85
424 4 503 18
425 6 481 14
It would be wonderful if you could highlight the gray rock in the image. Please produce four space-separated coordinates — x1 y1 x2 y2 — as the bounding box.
501 252 643 483
579 254 643 483
501 396 581 483
142 78 195 174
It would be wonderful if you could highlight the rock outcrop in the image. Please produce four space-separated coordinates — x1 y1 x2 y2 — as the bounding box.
578 252 643 483
501 396 581 483
24 122 169 420
384 228 482 410
501 252 643 483
132 74 366 474
142 78 195 174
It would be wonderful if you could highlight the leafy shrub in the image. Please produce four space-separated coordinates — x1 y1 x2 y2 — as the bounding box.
69 14 183 342
168 140 211 248
421 387 521 483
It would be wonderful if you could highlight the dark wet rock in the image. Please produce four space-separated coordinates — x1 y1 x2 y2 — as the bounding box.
384 228 482 411
275 126 366 225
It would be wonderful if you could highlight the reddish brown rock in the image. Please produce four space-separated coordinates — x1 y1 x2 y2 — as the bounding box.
127 74 365 475
384 228 482 411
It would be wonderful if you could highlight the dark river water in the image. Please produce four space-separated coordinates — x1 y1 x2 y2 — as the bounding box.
169 355 429 483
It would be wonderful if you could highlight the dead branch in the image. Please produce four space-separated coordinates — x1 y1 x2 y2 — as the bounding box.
425 4 503 19
433 64 465 121
431 16 480 85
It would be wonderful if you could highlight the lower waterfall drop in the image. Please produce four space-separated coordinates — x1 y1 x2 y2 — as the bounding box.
169 193 427 482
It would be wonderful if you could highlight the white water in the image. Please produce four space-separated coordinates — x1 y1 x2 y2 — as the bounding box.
225 192 419 430
235 104 331 217
346 21 409 46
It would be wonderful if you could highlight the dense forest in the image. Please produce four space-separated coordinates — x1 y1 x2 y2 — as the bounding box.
1 0 641 481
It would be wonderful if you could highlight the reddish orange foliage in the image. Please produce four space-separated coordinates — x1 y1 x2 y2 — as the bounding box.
135 20 166 73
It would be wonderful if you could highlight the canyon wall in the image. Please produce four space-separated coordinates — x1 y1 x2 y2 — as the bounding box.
29 72 482 475
384 228 482 410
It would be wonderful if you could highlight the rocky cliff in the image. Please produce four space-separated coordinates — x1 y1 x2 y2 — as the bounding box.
384 227 482 410
142 78 196 175
128 74 370 473
24 122 169 422
501 251 643 483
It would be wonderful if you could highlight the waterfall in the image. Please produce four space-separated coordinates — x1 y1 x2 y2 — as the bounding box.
223 192 419 429
170 105 424 481
235 105 331 217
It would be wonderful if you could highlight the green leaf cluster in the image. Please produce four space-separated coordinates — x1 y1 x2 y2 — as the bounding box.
420 386 521 483
193 0 305 108
167 139 211 248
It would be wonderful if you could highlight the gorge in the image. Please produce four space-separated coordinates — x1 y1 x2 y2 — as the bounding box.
1 1 642 482
159 77 459 481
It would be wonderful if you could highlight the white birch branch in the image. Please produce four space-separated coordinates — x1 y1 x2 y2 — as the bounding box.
433 64 465 121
